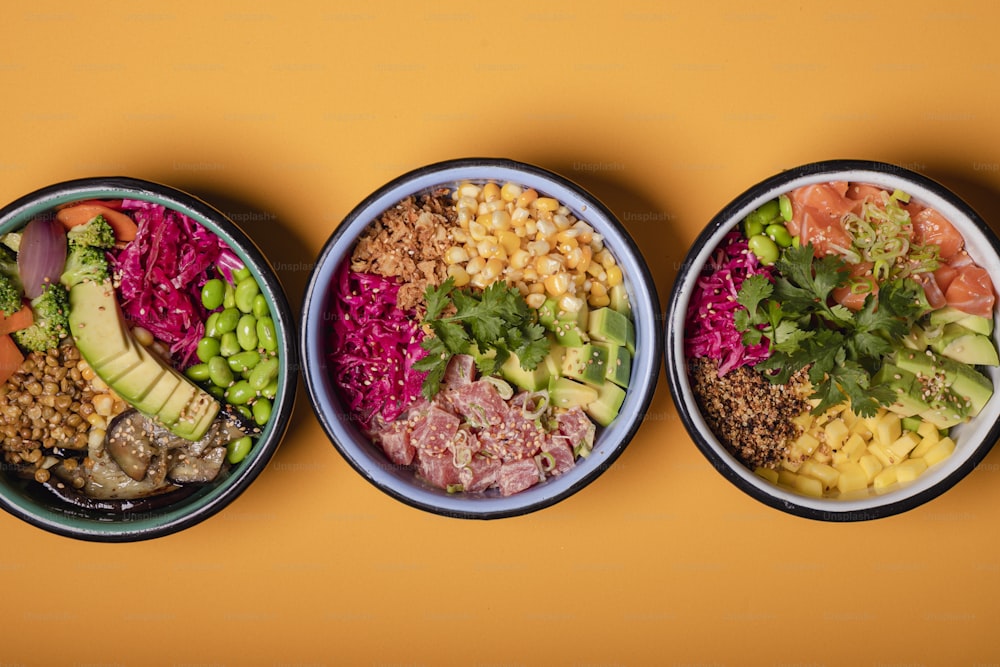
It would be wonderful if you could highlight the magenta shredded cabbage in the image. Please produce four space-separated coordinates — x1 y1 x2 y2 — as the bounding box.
327 263 426 432
684 231 773 375
114 199 240 368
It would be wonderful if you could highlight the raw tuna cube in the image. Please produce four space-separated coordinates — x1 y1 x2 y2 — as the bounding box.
497 458 541 496
416 450 461 489
376 419 415 466
541 437 576 476
410 405 460 455
556 407 596 451
458 453 501 493
442 354 476 387
449 380 507 427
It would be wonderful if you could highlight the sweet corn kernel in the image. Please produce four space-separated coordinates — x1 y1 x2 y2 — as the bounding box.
536 219 557 238
445 246 470 264
466 256 486 275
516 188 538 209
606 265 623 287
498 230 520 255
525 293 547 309
535 256 562 276
469 220 488 242
447 264 471 287
511 207 530 224
565 247 584 270
553 213 572 230
132 326 154 347
489 210 512 231
544 272 570 296
510 249 531 270
501 182 522 202
527 240 551 256
590 282 608 298
86 412 107 429
477 239 504 259
559 294 584 313
588 294 611 308
533 197 559 212
482 182 501 202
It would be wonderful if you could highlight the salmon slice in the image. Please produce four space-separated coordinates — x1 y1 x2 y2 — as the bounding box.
912 207 963 259
789 200 854 257
945 264 996 318
934 263 959 293
915 272 948 310
832 261 878 311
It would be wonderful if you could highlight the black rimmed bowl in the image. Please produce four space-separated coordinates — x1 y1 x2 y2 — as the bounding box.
666 159 1000 521
0 177 297 541
301 158 661 519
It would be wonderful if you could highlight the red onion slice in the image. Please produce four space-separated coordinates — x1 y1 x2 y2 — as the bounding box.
18 216 67 299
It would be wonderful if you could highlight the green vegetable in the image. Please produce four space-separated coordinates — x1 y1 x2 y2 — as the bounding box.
237 313 258 351
13 283 70 352
66 215 116 250
208 355 234 387
201 279 226 310
747 234 779 265
226 379 254 405
59 245 110 289
0 247 23 316
196 336 221 363
226 435 252 464
735 243 931 417
216 307 240 334
234 277 260 314
412 277 550 399
252 397 272 426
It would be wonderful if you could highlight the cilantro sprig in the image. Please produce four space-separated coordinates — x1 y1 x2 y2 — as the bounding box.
412 277 550 399
736 243 930 417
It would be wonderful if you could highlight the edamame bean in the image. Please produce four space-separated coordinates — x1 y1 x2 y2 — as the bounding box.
779 194 793 222
237 314 258 351
232 266 251 283
743 217 765 238
227 349 261 373
196 336 221 363
185 363 211 382
747 234 779 265
208 356 234 388
765 223 793 248
222 281 236 309
207 385 225 400
219 332 241 357
252 293 269 318
260 379 278 399
252 397 272 426
236 405 253 420
256 317 277 352
204 312 220 338
226 435 252 464
226 380 255 405
249 357 279 391
201 278 226 310
234 277 260 314
216 307 240 334
756 199 780 222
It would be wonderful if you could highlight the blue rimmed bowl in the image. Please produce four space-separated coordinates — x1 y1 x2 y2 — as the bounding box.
666 159 1000 521
301 158 661 519
0 177 297 541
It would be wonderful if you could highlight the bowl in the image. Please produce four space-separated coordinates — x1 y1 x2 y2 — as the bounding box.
301 158 661 519
0 177 297 541
666 159 1000 521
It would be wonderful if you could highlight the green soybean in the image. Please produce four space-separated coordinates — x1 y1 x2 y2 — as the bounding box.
756 199 781 222
743 216 765 238
779 194 793 222
249 357 279 391
196 336 221 363
252 293 269 319
748 234 779 265
766 223 793 248
260 379 279 399
236 405 253 420
222 281 236 309
232 266 252 283
227 350 261 373
226 380 255 405
226 436 253 464
237 314 258 351
208 356 234 388
234 277 260 314
201 279 226 310
252 397 272 426
185 363 211 382
219 332 241 357
207 385 225 400
256 317 277 352
216 307 240 334
204 312 221 338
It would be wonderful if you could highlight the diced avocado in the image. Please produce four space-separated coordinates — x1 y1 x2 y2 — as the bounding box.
554 304 589 346
549 377 599 409
114 353 169 405
929 306 974 327
68 281 133 369
561 344 608 387
940 331 999 367
545 340 565 378
625 318 636 355
920 392 968 429
609 284 632 319
946 362 994 417
957 314 994 337
585 381 627 427
500 350 551 392
901 323 928 351
172 392 221 441
872 363 928 418
594 342 631 388
588 307 629 346
892 348 985 424
538 298 559 331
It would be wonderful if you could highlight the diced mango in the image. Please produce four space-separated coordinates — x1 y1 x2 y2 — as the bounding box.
825 419 850 451
858 454 884 483
831 449 850 466
887 432 921 461
895 457 929 483
799 460 839 490
917 420 940 442
851 419 873 438
777 469 799 488
923 437 956 467
868 441 895 468
793 474 824 498
875 413 902 447
843 434 868 462
910 435 938 459
792 432 820 458
755 466 780 484
834 461 868 493
873 466 898 493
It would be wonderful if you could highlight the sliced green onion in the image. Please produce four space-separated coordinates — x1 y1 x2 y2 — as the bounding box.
521 390 549 420
483 375 513 400
537 451 556 473
446 484 464 494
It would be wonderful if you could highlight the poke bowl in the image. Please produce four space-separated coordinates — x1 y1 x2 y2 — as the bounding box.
0 177 296 541
301 158 661 519
666 159 1000 521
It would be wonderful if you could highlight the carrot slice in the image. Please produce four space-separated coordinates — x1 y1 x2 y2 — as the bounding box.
55 203 138 243
0 333 24 386
0 304 33 335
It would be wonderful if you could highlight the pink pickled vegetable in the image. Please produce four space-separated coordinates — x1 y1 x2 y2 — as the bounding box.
18 216 66 300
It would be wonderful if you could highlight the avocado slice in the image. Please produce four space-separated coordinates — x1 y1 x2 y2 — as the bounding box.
68 281 134 369
609 284 632 319
940 330 999 366
549 377 598 409
872 363 928 418
588 307 629 347
553 303 589 346
585 381 627 427
500 350 551 392
561 344 608 387
593 342 631 388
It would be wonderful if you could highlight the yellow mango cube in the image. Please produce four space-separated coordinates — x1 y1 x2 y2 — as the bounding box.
777 469 799 488
851 418 874 438
799 460 839 490
832 449 850 466
834 461 868 493
792 412 814 430
843 434 868 462
917 420 940 442
868 441 896 468
895 457 928 483
910 435 938 459
874 466 898 493
755 466 780 484
840 406 858 428
923 437 956 467
793 432 821 458
876 413 902 447
793 474 824 498
825 419 850 451
887 432 921 461
858 454 884 483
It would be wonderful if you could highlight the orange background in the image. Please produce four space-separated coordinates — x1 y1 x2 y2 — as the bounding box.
3 1 1000 665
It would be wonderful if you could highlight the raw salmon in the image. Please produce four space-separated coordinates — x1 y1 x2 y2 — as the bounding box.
915 272 948 310
912 207 963 259
944 264 996 318
832 261 878 311
787 183 855 257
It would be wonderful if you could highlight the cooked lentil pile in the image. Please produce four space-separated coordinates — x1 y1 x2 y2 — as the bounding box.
0 343 96 483
350 190 456 312
688 356 811 469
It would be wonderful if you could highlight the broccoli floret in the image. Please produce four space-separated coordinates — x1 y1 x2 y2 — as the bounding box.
66 215 116 250
60 245 111 289
13 283 69 352
0 247 24 316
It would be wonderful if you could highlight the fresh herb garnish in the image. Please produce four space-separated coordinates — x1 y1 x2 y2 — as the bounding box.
736 243 930 417
412 277 549 399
